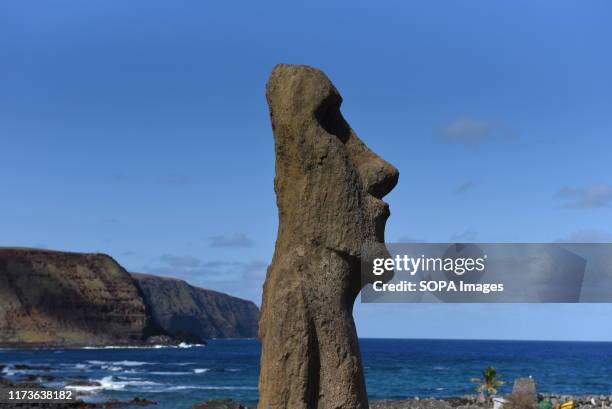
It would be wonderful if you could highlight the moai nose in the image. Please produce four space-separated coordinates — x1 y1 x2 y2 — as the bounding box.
360 158 399 199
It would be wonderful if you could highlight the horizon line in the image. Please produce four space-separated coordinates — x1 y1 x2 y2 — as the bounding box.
219 337 612 343
356 337 612 343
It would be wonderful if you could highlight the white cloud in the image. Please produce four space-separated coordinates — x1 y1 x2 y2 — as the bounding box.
208 233 254 248
436 118 515 146
556 229 612 243
453 181 475 195
449 230 479 242
556 184 612 209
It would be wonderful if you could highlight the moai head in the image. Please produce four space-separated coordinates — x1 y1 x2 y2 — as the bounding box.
266 64 399 261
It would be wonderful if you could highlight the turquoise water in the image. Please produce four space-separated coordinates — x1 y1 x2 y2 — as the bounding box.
2 339 612 408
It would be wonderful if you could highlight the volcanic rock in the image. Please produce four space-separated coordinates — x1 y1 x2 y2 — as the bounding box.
0 248 146 346
258 64 399 409
132 273 259 340
0 248 260 346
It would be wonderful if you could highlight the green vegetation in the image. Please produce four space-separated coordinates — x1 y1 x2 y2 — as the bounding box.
471 366 505 402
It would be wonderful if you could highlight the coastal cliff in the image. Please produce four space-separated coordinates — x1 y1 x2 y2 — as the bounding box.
0 248 259 347
0 248 146 346
132 273 259 339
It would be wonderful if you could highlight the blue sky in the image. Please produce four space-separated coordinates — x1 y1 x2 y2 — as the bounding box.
1 1 612 340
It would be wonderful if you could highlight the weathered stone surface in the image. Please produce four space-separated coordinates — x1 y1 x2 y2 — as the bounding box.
512 378 537 400
258 64 399 409
371 398 460 409
0 248 147 346
189 399 250 409
186 396 612 409
133 272 260 340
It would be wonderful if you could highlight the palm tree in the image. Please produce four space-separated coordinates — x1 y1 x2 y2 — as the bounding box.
471 366 505 402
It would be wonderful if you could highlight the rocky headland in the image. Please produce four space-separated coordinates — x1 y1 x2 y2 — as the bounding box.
0 247 259 347
132 272 259 340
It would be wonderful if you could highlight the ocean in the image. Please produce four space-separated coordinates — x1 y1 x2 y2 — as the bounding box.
2 339 612 408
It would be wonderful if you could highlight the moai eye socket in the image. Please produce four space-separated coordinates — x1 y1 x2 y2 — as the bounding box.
314 93 351 143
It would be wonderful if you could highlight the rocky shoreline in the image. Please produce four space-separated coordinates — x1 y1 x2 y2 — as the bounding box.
0 387 610 409
0 336 205 350
0 365 155 409
3 363 611 409
371 395 612 409
188 395 612 409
